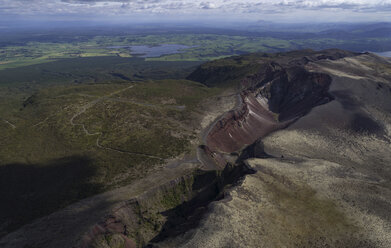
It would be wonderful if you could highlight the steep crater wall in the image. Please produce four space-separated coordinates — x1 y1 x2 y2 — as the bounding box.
205 62 333 155
80 163 254 248
85 50 361 247
255 64 333 121
114 51 355 246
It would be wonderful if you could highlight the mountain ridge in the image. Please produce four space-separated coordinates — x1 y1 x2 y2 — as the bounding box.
1 49 391 248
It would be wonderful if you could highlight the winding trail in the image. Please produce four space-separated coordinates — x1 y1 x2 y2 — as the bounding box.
32 117 49 127
2 119 16 129
69 85 165 160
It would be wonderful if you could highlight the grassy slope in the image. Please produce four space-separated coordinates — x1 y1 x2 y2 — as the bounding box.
0 56 202 87
1 35 386 239
2 34 391 70
0 78 225 235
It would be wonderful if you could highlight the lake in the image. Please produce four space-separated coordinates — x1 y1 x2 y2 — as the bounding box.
374 51 391 58
107 44 191 58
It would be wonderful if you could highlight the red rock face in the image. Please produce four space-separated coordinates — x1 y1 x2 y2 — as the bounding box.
79 204 138 248
199 144 228 169
71 50 351 248
205 62 332 156
206 91 286 153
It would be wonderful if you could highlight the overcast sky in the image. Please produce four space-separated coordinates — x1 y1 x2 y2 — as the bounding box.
1 0 391 23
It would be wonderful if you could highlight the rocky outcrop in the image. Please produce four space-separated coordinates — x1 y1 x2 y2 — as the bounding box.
254 65 333 121
186 57 262 87
79 163 254 248
238 138 271 160
206 91 285 153
205 59 334 156
117 49 360 246
0 49 368 248
148 52 391 248
187 49 358 88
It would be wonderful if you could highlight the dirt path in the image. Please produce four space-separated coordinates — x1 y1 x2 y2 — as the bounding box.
31 117 49 127
2 119 16 129
77 94 186 111
0 86 243 248
70 85 135 133
70 85 165 160
95 135 165 160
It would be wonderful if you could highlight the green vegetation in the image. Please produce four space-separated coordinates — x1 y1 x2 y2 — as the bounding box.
0 156 102 235
0 78 224 235
0 56 201 87
159 176 194 209
187 53 267 87
117 79 222 111
0 35 236 234
2 28 389 239
2 33 391 70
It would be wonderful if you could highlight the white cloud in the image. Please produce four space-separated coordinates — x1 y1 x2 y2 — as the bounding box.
0 0 390 21
200 2 217 9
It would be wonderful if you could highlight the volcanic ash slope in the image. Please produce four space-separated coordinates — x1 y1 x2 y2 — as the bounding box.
158 53 391 248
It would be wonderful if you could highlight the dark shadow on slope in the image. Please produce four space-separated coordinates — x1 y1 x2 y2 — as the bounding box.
349 113 385 136
331 90 360 111
257 66 334 122
0 156 103 236
109 72 132 81
146 163 256 247
238 138 273 161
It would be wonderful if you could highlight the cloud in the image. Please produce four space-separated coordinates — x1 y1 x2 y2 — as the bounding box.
0 0 390 21
64 0 391 12
277 0 391 10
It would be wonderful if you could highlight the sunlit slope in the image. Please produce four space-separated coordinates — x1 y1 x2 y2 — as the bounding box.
157 53 391 248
